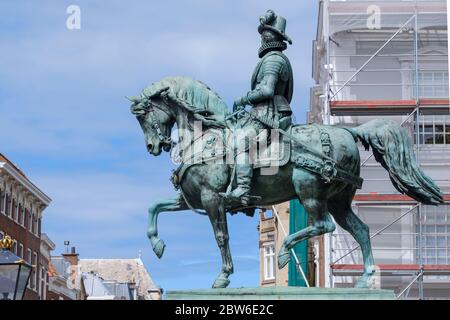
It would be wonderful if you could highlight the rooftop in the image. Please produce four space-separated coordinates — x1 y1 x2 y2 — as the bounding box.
0 153 28 180
78 258 160 298
0 152 51 205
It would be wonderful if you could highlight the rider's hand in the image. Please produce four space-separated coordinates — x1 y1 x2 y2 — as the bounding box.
233 99 243 113
234 95 250 111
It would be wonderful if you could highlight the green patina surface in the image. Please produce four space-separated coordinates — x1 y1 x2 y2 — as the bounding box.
129 9 444 290
165 287 396 300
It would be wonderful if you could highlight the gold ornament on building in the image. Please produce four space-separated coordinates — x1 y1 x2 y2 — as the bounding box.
0 235 16 250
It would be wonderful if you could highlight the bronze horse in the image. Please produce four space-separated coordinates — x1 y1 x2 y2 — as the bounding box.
130 76 443 288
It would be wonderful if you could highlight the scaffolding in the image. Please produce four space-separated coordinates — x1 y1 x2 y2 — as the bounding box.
314 0 450 299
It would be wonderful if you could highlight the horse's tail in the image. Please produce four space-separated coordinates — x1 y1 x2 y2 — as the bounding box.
348 119 444 205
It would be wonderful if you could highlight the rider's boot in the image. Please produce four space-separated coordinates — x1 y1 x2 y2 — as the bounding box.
228 164 253 206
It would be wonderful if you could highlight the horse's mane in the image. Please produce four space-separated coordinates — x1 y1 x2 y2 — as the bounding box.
142 76 228 118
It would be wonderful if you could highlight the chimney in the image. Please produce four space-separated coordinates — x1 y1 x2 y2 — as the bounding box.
62 246 79 266
62 245 80 290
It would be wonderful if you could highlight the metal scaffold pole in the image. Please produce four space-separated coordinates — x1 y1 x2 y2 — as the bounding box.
413 11 424 300
324 0 331 126
322 0 334 289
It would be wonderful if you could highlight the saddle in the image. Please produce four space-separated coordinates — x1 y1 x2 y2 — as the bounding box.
170 125 292 190
170 124 363 192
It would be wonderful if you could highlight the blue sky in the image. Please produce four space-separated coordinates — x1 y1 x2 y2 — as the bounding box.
0 1 317 290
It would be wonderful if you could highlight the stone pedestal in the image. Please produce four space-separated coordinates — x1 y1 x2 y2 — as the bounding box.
165 287 396 300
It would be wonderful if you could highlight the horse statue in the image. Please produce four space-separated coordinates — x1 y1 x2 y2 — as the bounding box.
129 76 443 289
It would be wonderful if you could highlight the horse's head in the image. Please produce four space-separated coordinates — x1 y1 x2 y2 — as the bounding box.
129 88 175 156
130 76 229 157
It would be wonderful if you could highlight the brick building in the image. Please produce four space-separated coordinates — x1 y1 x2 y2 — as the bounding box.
0 153 51 299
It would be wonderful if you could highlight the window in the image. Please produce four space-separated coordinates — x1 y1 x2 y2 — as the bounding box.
18 243 23 259
39 267 47 299
416 206 450 265
38 267 42 298
18 203 23 226
419 71 449 98
24 208 29 229
21 205 25 227
26 249 32 289
33 216 38 236
263 242 276 281
37 218 41 236
29 215 33 233
12 198 18 222
29 206 33 233
30 252 37 290
5 193 11 217
414 115 450 145
0 186 4 214
43 270 48 300
0 230 3 239
12 241 17 256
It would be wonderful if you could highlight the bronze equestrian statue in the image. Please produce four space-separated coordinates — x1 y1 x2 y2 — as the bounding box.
129 10 443 289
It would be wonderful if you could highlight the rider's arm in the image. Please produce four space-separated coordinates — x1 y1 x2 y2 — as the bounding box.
235 55 285 107
245 73 278 104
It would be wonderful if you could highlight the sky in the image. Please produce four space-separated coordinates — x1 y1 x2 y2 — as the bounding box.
0 0 317 290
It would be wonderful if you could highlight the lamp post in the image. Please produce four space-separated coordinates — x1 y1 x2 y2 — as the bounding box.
0 235 32 300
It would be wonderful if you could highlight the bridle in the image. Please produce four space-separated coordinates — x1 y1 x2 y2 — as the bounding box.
132 94 173 150
147 100 172 146
130 87 226 155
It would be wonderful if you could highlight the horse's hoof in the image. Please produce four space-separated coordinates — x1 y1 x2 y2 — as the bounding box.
212 276 230 289
152 239 166 259
277 248 290 269
354 279 370 289
354 273 376 289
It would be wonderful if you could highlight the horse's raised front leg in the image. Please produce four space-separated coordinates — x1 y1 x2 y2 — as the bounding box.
147 194 188 258
201 190 233 289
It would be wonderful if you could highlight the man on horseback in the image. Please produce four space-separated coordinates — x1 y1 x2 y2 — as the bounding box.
227 9 294 205
131 9 444 290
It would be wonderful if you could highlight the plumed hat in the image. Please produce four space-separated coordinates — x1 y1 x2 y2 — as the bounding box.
258 10 292 45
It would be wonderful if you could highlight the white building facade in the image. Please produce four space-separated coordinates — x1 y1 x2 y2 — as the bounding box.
310 0 449 299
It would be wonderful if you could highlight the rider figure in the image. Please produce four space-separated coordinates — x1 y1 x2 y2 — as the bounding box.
228 10 294 205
